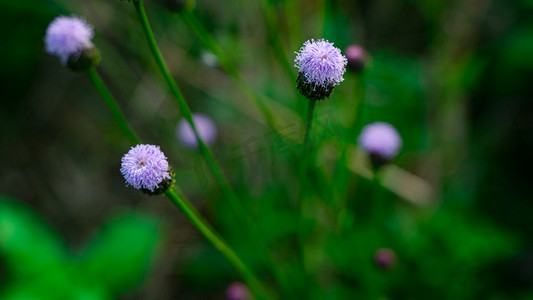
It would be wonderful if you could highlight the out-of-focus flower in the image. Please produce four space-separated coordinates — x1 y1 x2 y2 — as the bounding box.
345 44 369 73
374 248 398 271
120 144 173 195
177 113 218 148
225 282 250 300
44 16 100 70
358 122 402 168
294 39 347 100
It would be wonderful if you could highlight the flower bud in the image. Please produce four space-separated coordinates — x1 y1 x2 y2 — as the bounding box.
345 44 369 73
67 47 101 72
374 248 397 271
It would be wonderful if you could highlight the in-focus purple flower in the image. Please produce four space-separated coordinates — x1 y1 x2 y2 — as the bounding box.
177 113 218 148
45 16 94 64
120 144 173 194
225 282 250 300
374 248 397 271
294 39 347 100
358 122 402 167
345 44 369 73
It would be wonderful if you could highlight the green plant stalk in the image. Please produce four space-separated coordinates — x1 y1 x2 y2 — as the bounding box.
293 99 318 294
168 10 297 298
304 99 317 147
164 189 272 299
87 66 271 299
87 68 141 145
335 75 367 232
179 10 277 131
132 2 285 296
132 0 238 214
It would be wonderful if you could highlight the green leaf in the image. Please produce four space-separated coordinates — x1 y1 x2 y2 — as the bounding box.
0 196 66 278
79 213 161 294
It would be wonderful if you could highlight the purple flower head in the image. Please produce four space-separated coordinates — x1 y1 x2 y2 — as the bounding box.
374 248 398 271
294 39 347 100
45 16 94 64
225 282 250 300
177 113 218 148
345 44 369 73
358 122 402 165
120 144 172 193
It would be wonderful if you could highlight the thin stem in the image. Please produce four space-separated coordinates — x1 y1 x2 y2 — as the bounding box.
87 65 271 298
304 100 317 147
87 68 141 145
132 3 284 297
132 0 236 213
164 189 272 299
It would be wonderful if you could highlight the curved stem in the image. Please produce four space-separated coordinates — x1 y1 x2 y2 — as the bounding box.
87 68 141 145
132 3 280 297
164 189 272 299
132 0 238 214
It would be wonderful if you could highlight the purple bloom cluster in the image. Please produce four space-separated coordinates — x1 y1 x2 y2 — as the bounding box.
177 113 218 148
120 144 171 192
374 248 397 271
345 44 369 73
44 16 94 64
225 282 250 300
294 39 347 89
358 122 402 160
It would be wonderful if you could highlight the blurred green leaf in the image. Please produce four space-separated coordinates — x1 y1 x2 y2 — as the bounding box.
80 213 161 294
0 196 66 279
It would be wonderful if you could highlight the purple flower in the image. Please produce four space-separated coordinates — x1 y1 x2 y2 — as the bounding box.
44 16 94 64
120 144 172 193
374 248 397 271
294 39 347 100
358 122 402 164
177 113 218 148
345 44 369 73
225 282 250 300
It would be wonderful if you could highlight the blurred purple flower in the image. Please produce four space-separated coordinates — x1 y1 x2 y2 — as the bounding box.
225 282 250 300
345 44 369 73
177 113 218 148
44 16 94 64
120 144 171 192
358 122 402 160
374 248 398 270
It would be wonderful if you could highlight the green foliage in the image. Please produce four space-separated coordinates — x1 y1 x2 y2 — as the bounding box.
0 196 161 300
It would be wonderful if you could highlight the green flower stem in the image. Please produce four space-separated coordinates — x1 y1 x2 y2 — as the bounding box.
87 68 141 145
87 65 271 299
179 10 277 131
132 2 285 296
304 99 317 147
351 73 367 137
132 0 237 212
164 189 272 299
372 171 386 226
335 75 367 232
